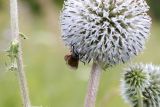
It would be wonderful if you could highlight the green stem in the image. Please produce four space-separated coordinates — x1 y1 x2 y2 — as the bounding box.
10 0 31 107
137 88 143 107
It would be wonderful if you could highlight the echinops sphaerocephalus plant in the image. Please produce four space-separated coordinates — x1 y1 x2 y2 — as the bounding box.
60 0 152 107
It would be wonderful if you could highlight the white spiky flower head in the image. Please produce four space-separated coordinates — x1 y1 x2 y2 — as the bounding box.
121 64 160 107
60 0 151 68
121 64 151 91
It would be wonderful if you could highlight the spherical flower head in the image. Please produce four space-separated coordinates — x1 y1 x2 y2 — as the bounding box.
121 64 160 107
60 0 151 68
122 64 150 91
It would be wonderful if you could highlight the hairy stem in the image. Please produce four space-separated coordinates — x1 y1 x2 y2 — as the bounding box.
10 0 31 107
84 62 102 107
137 88 143 107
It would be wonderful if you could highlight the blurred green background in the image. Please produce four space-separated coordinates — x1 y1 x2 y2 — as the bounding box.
0 0 160 107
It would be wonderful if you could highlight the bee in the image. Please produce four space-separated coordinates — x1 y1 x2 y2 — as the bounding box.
64 45 80 70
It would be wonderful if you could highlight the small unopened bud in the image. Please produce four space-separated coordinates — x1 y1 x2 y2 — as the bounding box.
121 64 160 107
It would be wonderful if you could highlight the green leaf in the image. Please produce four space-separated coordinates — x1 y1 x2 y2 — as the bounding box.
19 32 28 39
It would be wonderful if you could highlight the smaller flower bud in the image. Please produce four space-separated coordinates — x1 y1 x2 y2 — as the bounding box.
123 64 150 90
142 64 160 107
121 64 160 107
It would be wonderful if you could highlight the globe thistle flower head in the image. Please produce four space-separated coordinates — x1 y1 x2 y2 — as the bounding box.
60 0 151 68
122 64 150 91
121 64 160 107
